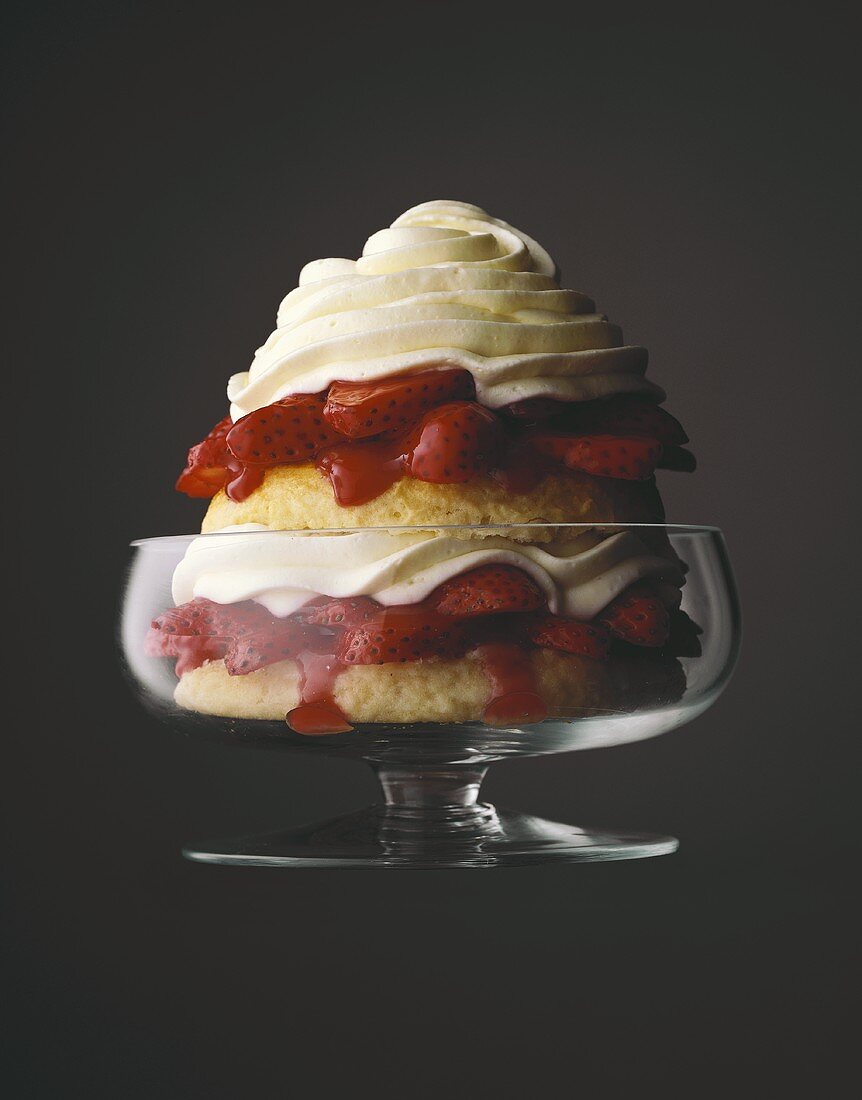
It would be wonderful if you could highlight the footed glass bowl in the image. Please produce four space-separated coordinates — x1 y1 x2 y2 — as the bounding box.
120 524 740 868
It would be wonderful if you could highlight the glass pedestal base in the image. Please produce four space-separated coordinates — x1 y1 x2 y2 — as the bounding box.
183 806 678 868
182 764 677 868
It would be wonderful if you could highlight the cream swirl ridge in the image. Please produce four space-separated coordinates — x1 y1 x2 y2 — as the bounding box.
227 200 660 419
172 526 682 621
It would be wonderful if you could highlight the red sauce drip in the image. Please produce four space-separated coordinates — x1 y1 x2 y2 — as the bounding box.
316 439 405 506
178 389 689 508
286 651 354 735
476 642 548 727
225 464 265 503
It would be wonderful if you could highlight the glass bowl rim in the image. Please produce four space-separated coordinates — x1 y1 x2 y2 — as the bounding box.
130 522 722 547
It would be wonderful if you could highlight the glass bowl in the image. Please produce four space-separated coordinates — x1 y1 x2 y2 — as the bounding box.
120 524 740 868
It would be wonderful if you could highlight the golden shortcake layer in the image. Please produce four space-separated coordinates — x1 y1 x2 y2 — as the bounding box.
174 649 683 724
201 465 665 534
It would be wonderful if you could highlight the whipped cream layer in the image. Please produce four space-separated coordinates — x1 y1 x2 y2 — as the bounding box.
227 200 660 419
172 526 682 621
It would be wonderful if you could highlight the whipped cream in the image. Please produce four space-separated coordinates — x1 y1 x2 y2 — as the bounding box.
227 200 660 419
172 526 682 621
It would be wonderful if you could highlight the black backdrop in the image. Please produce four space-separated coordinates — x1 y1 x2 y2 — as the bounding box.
5 2 859 1096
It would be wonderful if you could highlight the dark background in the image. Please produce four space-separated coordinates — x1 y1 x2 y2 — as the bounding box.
4 1 859 1096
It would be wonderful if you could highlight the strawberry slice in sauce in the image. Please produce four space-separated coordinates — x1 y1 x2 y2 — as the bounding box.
505 395 688 448
530 432 662 480
223 620 324 675
337 607 470 665
298 596 380 628
565 395 688 447
226 393 341 465
430 565 545 617
151 600 354 732
144 632 230 676
148 598 324 676
657 445 697 472
317 400 506 504
323 368 475 439
597 583 670 647
175 416 236 498
151 597 274 639
525 614 611 659
406 401 504 484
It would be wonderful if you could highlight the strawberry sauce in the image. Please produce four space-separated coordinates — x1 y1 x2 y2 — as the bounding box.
316 438 405 507
287 652 353 735
176 374 693 507
149 574 676 735
225 465 265 501
477 643 549 727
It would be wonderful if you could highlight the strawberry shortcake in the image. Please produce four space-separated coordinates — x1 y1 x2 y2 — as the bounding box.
148 201 697 730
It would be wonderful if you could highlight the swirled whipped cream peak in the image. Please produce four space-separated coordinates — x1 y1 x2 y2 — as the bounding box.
227 200 660 420
172 525 683 621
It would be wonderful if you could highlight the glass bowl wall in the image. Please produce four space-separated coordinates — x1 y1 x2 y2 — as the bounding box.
120 525 740 867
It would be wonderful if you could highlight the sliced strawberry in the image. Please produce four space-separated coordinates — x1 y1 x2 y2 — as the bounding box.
525 614 611 659
338 608 469 665
569 395 688 446
144 631 229 675
530 432 662 480
150 598 327 676
224 619 320 675
662 609 703 657
175 416 235 498
323 368 475 439
299 596 380 627
501 396 567 422
226 392 340 465
406 401 504 484
657 445 697 472
431 565 545 617
151 597 273 638
598 583 670 647
505 395 688 447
